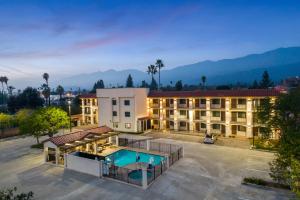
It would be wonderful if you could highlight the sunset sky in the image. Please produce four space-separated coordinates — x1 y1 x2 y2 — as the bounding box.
0 0 300 86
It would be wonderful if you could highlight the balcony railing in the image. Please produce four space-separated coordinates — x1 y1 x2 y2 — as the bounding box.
211 117 221 121
237 118 246 123
237 104 246 109
194 104 206 109
211 104 221 109
178 115 189 120
149 103 160 108
177 104 188 108
164 103 174 108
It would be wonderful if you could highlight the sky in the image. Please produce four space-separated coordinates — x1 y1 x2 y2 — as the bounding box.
0 0 300 87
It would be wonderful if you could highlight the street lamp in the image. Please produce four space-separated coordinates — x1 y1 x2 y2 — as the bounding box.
67 99 72 132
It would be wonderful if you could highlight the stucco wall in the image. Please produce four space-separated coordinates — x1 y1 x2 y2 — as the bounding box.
97 88 149 132
65 154 101 177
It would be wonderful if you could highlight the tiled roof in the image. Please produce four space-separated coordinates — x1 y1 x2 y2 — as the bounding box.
79 93 96 98
148 89 281 98
46 126 113 146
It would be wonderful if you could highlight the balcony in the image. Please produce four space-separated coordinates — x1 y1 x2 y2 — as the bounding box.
151 114 159 118
211 104 221 109
237 118 246 123
194 104 206 109
237 104 246 109
165 114 174 119
177 104 188 109
149 103 160 108
211 117 221 121
178 115 189 120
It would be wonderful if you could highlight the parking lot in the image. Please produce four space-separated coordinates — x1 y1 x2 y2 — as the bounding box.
0 136 294 200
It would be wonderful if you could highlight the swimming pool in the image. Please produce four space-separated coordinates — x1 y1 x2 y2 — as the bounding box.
105 149 165 167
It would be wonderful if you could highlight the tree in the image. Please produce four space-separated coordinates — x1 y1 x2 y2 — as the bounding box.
40 83 50 106
140 80 149 88
0 113 14 137
39 107 69 137
18 107 69 143
7 87 44 113
56 85 64 101
155 59 164 90
175 80 183 91
150 78 158 91
7 86 15 96
0 76 8 105
250 80 259 89
257 88 300 196
201 76 206 89
91 80 105 93
126 74 133 88
259 71 274 89
42 73 50 106
0 187 34 200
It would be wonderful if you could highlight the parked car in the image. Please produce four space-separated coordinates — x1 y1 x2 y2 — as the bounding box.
203 134 214 144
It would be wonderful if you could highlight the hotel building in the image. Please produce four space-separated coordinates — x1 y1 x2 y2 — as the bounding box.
80 93 98 125
93 88 280 138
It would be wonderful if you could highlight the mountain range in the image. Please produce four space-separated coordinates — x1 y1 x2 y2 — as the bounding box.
61 47 300 89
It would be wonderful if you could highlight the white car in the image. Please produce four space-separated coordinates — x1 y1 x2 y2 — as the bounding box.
203 135 215 144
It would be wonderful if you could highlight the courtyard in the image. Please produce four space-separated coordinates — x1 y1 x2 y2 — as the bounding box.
0 135 294 200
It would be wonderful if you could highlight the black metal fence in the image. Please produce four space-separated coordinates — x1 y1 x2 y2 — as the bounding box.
118 138 147 150
103 164 142 187
147 160 168 185
169 146 183 166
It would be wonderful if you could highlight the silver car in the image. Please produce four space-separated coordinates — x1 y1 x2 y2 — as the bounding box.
203 135 215 144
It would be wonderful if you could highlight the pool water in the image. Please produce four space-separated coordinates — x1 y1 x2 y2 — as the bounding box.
105 149 165 167
128 169 152 180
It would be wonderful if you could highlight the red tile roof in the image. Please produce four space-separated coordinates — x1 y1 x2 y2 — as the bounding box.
148 89 281 98
79 93 96 98
46 126 113 146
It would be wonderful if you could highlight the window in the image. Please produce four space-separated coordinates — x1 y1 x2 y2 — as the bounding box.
179 99 186 104
238 99 246 105
112 111 117 116
113 122 118 128
124 100 130 106
153 109 159 115
212 124 220 129
179 121 186 127
179 110 187 116
169 99 174 104
238 112 246 118
169 110 174 115
125 112 131 117
212 111 220 117
112 99 117 105
153 120 159 125
125 123 131 129
238 125 246 132
212 99 220 104
200 99 206 104
153 99 159 104
200 111 206 116
200 123 206 129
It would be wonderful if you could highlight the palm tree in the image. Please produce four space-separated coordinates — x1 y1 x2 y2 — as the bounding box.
201 76 206 89
0 76 4 105
7 86 15 96
42 73 50 106
147 65 157 80
56 85 64 101
155 59 164 90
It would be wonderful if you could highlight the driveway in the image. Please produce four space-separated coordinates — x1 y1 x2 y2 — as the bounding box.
0 136 294 200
